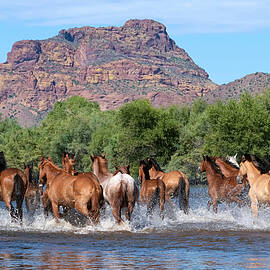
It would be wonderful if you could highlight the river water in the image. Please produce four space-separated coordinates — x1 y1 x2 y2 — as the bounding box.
1 186 270 269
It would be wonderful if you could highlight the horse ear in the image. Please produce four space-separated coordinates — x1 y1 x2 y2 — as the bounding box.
127 165 130 170
90 155 94 161
234 154 237 159
101 153 106 158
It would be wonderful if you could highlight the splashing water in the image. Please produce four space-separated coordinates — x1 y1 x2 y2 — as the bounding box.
0 186 269 234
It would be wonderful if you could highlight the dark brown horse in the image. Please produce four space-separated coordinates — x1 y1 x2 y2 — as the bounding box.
39 158 103 224
138 160 165 217
91 154 138 225
199 156 245 213
146 157 189 214
24 163 43 213
0 152 28 221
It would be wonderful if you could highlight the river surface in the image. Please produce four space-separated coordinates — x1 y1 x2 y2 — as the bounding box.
1 186 270 269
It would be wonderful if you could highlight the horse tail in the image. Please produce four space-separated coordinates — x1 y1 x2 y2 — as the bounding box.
178 174 189 214
122 176 137 221
13 174 25 221
157 178 165 217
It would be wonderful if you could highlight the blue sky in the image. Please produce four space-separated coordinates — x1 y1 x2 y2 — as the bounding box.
0 0 269 84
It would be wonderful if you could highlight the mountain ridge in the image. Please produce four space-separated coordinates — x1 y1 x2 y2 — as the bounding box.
0 19 269 126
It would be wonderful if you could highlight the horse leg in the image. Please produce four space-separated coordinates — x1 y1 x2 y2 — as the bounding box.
159 196 165 220
51 201 60 223
3 198 16 219
42 191 52 216
111 203 124 225
207 200 212 211
213 200 218 214
25 197 30 213
249 190 258 219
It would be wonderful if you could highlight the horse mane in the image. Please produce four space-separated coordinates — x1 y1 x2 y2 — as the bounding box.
0 151 7 172
216 157 240 170
242 154 270 174
147 157 164 172
139 160 150 180
42 158 65 173
205 156 225 178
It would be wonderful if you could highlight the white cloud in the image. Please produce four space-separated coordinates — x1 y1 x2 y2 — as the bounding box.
0 0 270 33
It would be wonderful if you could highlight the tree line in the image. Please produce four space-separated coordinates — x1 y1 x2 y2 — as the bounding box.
1 90 270 181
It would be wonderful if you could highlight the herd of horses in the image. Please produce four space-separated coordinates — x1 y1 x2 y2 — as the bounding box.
0 150 270 226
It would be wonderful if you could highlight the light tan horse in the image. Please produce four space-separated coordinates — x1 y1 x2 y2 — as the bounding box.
91 154 138 225
39 158 103 224
146 157 189 214
138 160 165 217
0 152 28 222
238 154 270 219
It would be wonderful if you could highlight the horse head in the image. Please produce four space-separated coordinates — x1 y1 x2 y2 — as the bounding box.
38 157 50 187
226 154 239 168
113 165 130 176
198 156 207 173
91 154 110 179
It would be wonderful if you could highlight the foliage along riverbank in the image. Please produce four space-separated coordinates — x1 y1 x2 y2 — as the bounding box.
1 89 270 183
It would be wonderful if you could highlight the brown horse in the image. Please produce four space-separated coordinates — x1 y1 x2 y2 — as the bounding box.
138 160 165 217
212 157 249 197
61 153 104 206
62 152 76 175
39 158 103 224
91 154 138 225
24 163 43 213
238 154 270 219
146 157 189 214
199 156 245 213
0 152 28 221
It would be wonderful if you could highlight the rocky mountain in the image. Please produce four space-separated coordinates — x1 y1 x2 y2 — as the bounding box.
204 72 270 102
0 19 217 126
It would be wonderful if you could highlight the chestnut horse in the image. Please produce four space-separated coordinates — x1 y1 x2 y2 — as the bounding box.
0 152 27 221
138 160 165 217
24 163 43 213
238 154 270 219
212 157 249 196
146 157 189 214
199 156 245 213
91 154 138 225
62 152 76 175
39 158 103 224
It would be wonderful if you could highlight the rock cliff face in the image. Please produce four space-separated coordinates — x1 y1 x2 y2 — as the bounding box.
0 19 218 126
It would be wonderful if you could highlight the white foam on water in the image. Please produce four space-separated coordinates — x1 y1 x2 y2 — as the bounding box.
1 188 270 234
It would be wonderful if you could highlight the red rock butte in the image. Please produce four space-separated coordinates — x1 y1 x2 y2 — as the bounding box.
1 19 269 126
